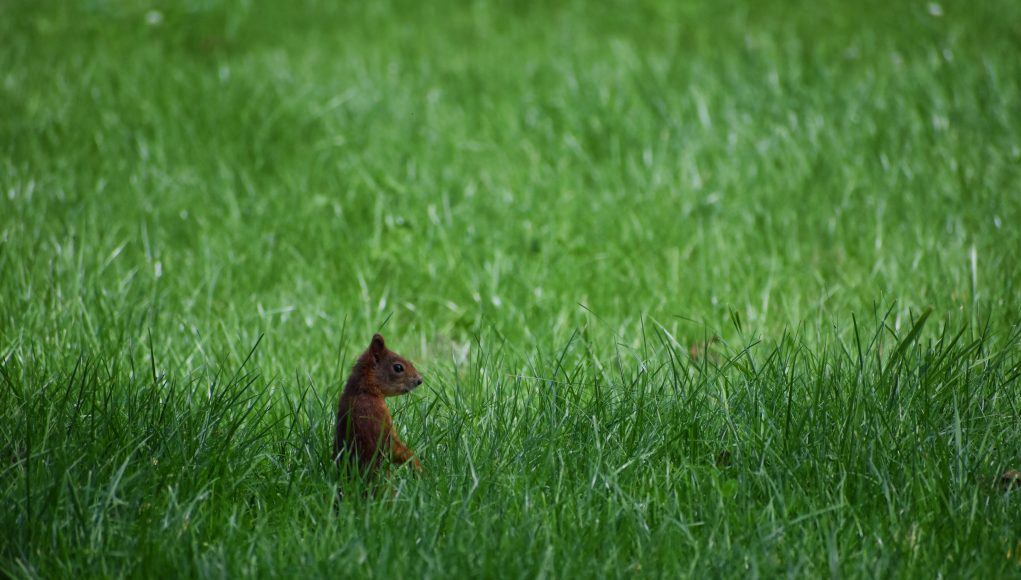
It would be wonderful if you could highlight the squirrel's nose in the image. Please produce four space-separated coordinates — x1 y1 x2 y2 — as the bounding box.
415 377 423 386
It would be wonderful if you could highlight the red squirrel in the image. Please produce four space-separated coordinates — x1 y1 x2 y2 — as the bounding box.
334 334 423 480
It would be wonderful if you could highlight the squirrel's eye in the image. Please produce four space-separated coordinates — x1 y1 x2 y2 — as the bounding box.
393 363 404 373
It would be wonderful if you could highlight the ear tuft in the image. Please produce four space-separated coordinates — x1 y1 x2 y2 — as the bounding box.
370 334 386 361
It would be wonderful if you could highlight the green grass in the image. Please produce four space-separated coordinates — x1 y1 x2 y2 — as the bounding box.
2 0 1021 576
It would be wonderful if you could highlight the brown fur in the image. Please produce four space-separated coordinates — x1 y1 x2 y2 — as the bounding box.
334 334 423 481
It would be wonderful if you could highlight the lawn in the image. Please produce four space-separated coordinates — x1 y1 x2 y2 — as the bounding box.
2 0 1020 576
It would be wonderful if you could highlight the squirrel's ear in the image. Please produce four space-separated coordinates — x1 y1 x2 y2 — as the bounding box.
369 334 386 361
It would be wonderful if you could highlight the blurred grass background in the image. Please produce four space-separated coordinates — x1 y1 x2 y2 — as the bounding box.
2 0 1020 576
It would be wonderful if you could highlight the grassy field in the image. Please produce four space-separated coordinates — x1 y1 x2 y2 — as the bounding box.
3 0 1021 576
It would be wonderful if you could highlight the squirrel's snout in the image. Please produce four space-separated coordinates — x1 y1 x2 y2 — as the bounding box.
414 377 424 387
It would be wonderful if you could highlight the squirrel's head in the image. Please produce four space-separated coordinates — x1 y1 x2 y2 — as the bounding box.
365 333 423 396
